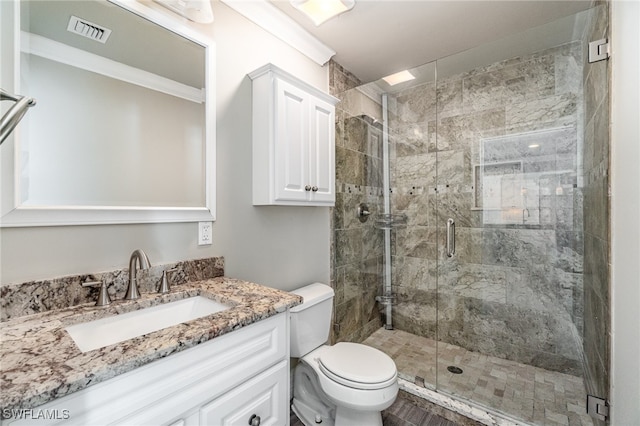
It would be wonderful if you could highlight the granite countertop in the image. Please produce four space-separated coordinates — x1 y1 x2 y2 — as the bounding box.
0 277 302 414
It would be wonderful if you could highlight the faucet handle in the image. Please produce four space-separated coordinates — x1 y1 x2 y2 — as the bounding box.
158 268 178 294
82 280 112 307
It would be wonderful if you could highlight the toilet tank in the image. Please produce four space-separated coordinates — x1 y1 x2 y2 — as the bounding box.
289 283 334 358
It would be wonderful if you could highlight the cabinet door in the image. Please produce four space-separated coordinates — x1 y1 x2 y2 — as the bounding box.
199 360 288 426
274 78 309 202
308 97 335 204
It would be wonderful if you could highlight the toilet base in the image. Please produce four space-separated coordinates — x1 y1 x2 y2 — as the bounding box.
292 397 334 426
292 398 383 426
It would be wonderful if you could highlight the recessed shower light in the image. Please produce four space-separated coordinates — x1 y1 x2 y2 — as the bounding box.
382 70 415 86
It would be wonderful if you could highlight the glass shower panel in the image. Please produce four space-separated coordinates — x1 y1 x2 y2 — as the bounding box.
434 9 597 425
383 61 439 389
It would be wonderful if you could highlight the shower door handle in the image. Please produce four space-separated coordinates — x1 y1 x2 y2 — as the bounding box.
446 218 455 257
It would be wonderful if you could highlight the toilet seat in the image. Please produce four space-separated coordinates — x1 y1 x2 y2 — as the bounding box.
317 342 397 390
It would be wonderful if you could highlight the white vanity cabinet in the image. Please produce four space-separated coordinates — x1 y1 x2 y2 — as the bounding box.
4 313 289 426
249 64 339 206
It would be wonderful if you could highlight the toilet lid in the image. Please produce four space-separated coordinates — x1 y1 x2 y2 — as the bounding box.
318 342 397 390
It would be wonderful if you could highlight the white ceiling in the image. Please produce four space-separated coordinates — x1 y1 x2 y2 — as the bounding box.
269 0 592 83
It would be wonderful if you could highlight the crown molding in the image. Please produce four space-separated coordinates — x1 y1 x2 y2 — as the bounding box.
220 0 335 66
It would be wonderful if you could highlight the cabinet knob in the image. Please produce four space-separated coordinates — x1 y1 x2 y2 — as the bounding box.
248 414 261 426
311 186 318 192
305 185 312 191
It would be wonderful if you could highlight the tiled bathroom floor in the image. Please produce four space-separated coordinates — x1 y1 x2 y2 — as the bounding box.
363 328 594 426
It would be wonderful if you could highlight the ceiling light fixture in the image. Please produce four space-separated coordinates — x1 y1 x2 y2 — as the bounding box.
382 70 415 86
290 0 355 26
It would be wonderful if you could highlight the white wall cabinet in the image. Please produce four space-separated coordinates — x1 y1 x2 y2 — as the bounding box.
3 313 289 426
250 64 338 206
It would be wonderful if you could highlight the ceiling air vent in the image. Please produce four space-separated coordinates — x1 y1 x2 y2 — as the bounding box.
67 16 112 44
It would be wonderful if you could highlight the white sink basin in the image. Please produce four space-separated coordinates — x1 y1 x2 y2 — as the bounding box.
66 296 231 353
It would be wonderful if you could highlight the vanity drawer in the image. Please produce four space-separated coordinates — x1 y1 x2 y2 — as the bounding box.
4 313 287 426
199 360 288 426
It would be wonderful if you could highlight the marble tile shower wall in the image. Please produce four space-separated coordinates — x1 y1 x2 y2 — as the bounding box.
329 60 385 343
387 41 586 375
581 4 610 422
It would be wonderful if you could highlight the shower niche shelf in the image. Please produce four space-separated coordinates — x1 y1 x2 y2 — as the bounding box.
374 214 408 230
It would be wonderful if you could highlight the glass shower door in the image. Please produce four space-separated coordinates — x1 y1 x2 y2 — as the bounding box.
433 7 603 425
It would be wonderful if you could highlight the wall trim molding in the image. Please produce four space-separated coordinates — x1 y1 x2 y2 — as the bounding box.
220 0 335 66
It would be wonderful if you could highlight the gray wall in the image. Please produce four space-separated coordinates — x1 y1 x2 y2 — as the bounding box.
0 1 331 291
610 1 640 423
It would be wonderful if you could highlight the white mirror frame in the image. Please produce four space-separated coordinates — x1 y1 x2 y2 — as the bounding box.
0 0 215 227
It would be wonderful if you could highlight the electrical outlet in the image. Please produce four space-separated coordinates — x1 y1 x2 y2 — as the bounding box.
198 221 212 245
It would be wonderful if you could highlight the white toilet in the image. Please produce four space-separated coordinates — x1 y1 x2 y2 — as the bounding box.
290 283 398 426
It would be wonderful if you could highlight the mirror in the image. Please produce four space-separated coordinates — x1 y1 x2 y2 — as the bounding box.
0 0 215 226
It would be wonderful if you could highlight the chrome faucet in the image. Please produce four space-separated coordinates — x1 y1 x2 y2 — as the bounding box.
125 249 151 300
